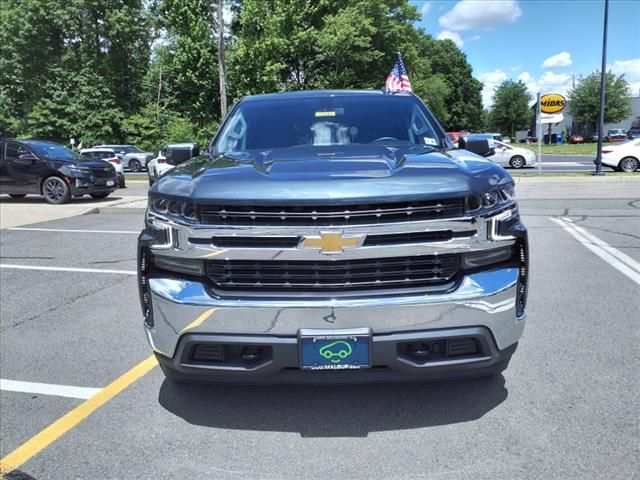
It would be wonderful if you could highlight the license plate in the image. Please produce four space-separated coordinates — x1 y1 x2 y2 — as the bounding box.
106 179 115 187
299 328 371 370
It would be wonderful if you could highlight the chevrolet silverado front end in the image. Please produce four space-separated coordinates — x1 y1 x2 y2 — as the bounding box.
138 90 529 384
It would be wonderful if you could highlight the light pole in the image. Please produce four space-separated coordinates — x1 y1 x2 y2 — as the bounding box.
594 0 609 176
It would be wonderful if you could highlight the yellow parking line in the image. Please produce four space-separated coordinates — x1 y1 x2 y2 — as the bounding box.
202 249 228 258
0 355 158 476
179 308 216 334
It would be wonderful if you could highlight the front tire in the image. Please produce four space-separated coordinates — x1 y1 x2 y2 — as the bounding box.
90 192 110 199
509 155 526 168
9 194 27 199
129 159 141 172
42 176 71 204
619 156 639 173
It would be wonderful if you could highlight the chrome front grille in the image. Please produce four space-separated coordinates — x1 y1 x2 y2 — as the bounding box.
205 254 460 292
198 198 466 226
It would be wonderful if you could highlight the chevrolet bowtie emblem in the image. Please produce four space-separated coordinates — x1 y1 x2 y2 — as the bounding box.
300 231 366 254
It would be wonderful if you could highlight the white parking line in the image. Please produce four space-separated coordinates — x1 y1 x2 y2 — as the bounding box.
0 264 136 275
550 217 640 286
0 379 101 400
7 227 138 234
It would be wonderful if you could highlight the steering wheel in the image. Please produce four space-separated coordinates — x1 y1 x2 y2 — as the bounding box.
370 137 400 144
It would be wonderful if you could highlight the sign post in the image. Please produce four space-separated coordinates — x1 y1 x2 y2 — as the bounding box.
536 93 542 172
537 93 567 173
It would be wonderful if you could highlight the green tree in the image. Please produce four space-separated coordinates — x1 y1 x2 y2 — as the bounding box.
418 37 483 131
488 80 531 139
568 71 632 132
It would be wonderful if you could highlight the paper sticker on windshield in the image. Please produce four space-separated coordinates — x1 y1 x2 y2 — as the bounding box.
423 137 437 145
315 111 336 117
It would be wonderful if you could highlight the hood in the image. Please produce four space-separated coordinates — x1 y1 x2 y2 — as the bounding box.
54 156 114 169
153 145 512 204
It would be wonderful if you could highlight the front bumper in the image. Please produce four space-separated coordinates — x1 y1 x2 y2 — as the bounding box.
144 266 524 383
70 175 118 195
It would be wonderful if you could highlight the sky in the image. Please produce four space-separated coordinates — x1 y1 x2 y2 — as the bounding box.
411 0 640 107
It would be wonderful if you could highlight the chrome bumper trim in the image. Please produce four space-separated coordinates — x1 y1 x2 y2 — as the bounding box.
145 267 524 358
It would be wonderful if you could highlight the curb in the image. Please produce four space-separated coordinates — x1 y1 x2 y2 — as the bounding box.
513 175 640 183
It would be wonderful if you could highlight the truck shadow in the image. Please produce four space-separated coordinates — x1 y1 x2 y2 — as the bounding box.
158 375 508 437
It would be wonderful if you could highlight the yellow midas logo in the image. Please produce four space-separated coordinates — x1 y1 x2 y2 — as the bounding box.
540 94 567 114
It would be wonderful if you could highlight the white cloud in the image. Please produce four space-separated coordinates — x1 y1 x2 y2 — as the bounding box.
608 58 640 94
437 30 464 48
515 71 572 101
468 35 482 41
541 51 573 68
421 1 431 17
479 69 508 107
439 0 522 32
510 64 523 72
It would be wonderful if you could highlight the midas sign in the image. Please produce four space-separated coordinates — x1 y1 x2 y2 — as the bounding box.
540 94 567 114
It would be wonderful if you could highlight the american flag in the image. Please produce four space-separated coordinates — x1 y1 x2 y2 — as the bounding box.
385 53 412 93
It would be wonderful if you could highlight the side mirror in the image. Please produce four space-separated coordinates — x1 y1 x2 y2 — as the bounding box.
461 138 495 157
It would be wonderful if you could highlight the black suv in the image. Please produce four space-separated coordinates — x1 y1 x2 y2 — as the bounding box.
0 139 118 204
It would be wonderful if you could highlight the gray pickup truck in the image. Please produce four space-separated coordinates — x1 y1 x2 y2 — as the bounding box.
138 90 529 384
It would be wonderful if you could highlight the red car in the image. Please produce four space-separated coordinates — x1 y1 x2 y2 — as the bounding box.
568 135 584 144
447 131 468 145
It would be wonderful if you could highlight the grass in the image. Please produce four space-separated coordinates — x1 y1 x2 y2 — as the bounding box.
517 142 615 156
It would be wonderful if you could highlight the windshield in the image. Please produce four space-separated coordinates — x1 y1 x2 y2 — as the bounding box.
215 95 443 154
27 142 78 160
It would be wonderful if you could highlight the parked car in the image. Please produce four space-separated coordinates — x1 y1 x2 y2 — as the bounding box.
0 139 117 204
628 129 640 139
80 148 125 187
140 90 529 384
486 140 537 168
147 143 199 186
468 132 503 142
93 144 153 172
568 135 584 144
600 138 640 172
446 131 468 146
606 129 627 142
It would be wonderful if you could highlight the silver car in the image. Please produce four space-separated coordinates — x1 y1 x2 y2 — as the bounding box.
93 144 153 172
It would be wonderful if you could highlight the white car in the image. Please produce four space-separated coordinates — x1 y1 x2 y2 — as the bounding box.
147 143 199 185
601 139 640 172
80 148 125 187
488 140 537 169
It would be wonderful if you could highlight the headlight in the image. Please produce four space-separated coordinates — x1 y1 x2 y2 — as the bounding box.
148 196 197 222
466 186 516 214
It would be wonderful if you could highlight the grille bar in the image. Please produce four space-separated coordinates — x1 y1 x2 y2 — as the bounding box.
199 198 465 226
206 255 460 292
189 229 475 249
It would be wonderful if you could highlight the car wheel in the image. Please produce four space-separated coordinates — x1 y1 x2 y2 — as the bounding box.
148 176 154 186
90 192 111 199
119 175 126 188
42 176 71 204
509 155 526 168
9 194 27 199
618 156 639 173
129 159 141 172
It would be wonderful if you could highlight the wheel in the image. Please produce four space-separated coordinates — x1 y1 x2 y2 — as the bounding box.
9 194 27 199
129 159 141 172
148 176 154 186
90 192 110 199
509 155 526 169
42 176 71 204
118 175 126 188
618 156 639 173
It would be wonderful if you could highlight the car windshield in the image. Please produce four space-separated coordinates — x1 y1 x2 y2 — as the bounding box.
27 142 78 160
215 94 443 154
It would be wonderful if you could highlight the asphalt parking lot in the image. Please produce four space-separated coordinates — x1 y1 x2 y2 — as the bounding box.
1 179 639 479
